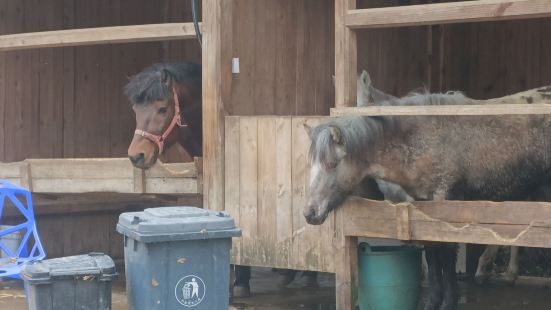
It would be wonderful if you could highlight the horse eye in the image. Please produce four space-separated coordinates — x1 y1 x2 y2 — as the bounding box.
158 107 168 114
326 161 338 169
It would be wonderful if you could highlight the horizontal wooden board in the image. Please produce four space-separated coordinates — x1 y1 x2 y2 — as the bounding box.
331 103 551 116
346 0 551 29
29 158 133 179
340 197 551 248
0 23 199 51
0 158 200 194
32 178 135 193
0 162 20 178
1 193 201 217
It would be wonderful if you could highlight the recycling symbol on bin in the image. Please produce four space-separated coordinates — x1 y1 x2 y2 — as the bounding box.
175 275 206 307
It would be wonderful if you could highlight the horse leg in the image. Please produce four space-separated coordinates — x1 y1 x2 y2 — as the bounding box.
233 265 251 297
439 244 459 310
424 245 443 310
502 246 519 284
475 245 499 284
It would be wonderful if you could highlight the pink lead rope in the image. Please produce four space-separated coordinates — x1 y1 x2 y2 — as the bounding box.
134 87 187 154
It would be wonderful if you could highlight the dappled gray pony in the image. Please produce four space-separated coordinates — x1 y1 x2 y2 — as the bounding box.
304 85 551 310
358 70 551 285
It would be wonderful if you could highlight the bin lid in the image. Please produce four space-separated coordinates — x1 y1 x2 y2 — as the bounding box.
21 253 116 284
116 206 242 243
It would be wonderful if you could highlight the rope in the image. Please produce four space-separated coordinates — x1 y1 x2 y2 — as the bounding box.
191 0 202 47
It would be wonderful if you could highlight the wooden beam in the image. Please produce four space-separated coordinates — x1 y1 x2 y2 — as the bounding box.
335 0 357 108
1 194 201 217
331 103 551 116
0 23 199 51
202 0 232 211
345 0 551 29
335 210 358 310
0 158 200 194
340 197 551 248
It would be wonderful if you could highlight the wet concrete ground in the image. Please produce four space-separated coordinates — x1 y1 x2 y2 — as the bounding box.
1 268 551 309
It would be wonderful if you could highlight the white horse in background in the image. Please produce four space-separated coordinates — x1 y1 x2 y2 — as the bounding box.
356 70 521 285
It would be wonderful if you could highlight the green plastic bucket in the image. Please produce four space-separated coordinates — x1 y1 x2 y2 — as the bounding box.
358 242 422 310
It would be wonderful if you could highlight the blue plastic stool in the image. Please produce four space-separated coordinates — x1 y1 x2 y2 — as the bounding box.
0 181 46 279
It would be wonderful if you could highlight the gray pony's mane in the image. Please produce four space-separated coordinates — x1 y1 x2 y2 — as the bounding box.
381 89 470 106
310 89 471 167
309 116 384 168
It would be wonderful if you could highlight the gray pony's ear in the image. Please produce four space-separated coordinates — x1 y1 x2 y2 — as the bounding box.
329 126 342 144
303 123 313 137
161 69 172 87
359 70 371 87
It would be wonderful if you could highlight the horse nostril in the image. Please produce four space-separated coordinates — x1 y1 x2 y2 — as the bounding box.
129 153 145 166
304 207 316 219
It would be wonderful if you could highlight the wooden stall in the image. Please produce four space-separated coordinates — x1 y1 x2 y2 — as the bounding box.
0 158 201 195
201 0 551 309
0 0 203 261
3 1 551 308
201 0 551 274
332 0 551 309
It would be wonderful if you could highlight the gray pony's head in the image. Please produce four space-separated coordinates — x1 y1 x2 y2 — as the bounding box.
303 116 383 224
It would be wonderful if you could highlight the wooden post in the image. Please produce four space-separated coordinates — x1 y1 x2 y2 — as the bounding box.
336 209 358 310
335 0 357 108
19 161 32 191
202 0 232 211
335 1 358 308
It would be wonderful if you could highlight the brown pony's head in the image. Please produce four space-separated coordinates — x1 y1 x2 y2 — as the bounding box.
125 62 201 169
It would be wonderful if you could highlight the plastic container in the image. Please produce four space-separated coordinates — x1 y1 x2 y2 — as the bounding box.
358 243 422 310
117 206 241 310
22 252 117 310
0 181 46 278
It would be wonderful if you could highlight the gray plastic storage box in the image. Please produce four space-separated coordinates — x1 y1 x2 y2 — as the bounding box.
116 206 241 310
21 253 117 310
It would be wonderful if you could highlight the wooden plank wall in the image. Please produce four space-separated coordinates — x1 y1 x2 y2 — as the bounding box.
225 116 335 273
221 1 551 273
2 0 551 265
355 0 433 96
356 1 551 97
0 0 202 261
438 19 551 98
2 2 551 164
226 0 335 116
0 0 201 163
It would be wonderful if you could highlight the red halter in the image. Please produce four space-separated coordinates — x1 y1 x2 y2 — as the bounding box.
134 87 187 154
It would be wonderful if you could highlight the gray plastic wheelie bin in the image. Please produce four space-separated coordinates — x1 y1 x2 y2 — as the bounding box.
116 206 241 310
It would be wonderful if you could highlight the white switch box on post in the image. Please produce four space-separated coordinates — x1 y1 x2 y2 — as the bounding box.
232 58 240 74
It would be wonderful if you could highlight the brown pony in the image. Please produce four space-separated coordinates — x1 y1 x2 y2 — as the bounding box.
124 62 255 297
126 62 202 168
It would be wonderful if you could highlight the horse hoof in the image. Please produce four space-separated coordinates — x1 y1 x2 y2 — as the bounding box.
232 285 251 298
474 274 489 285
